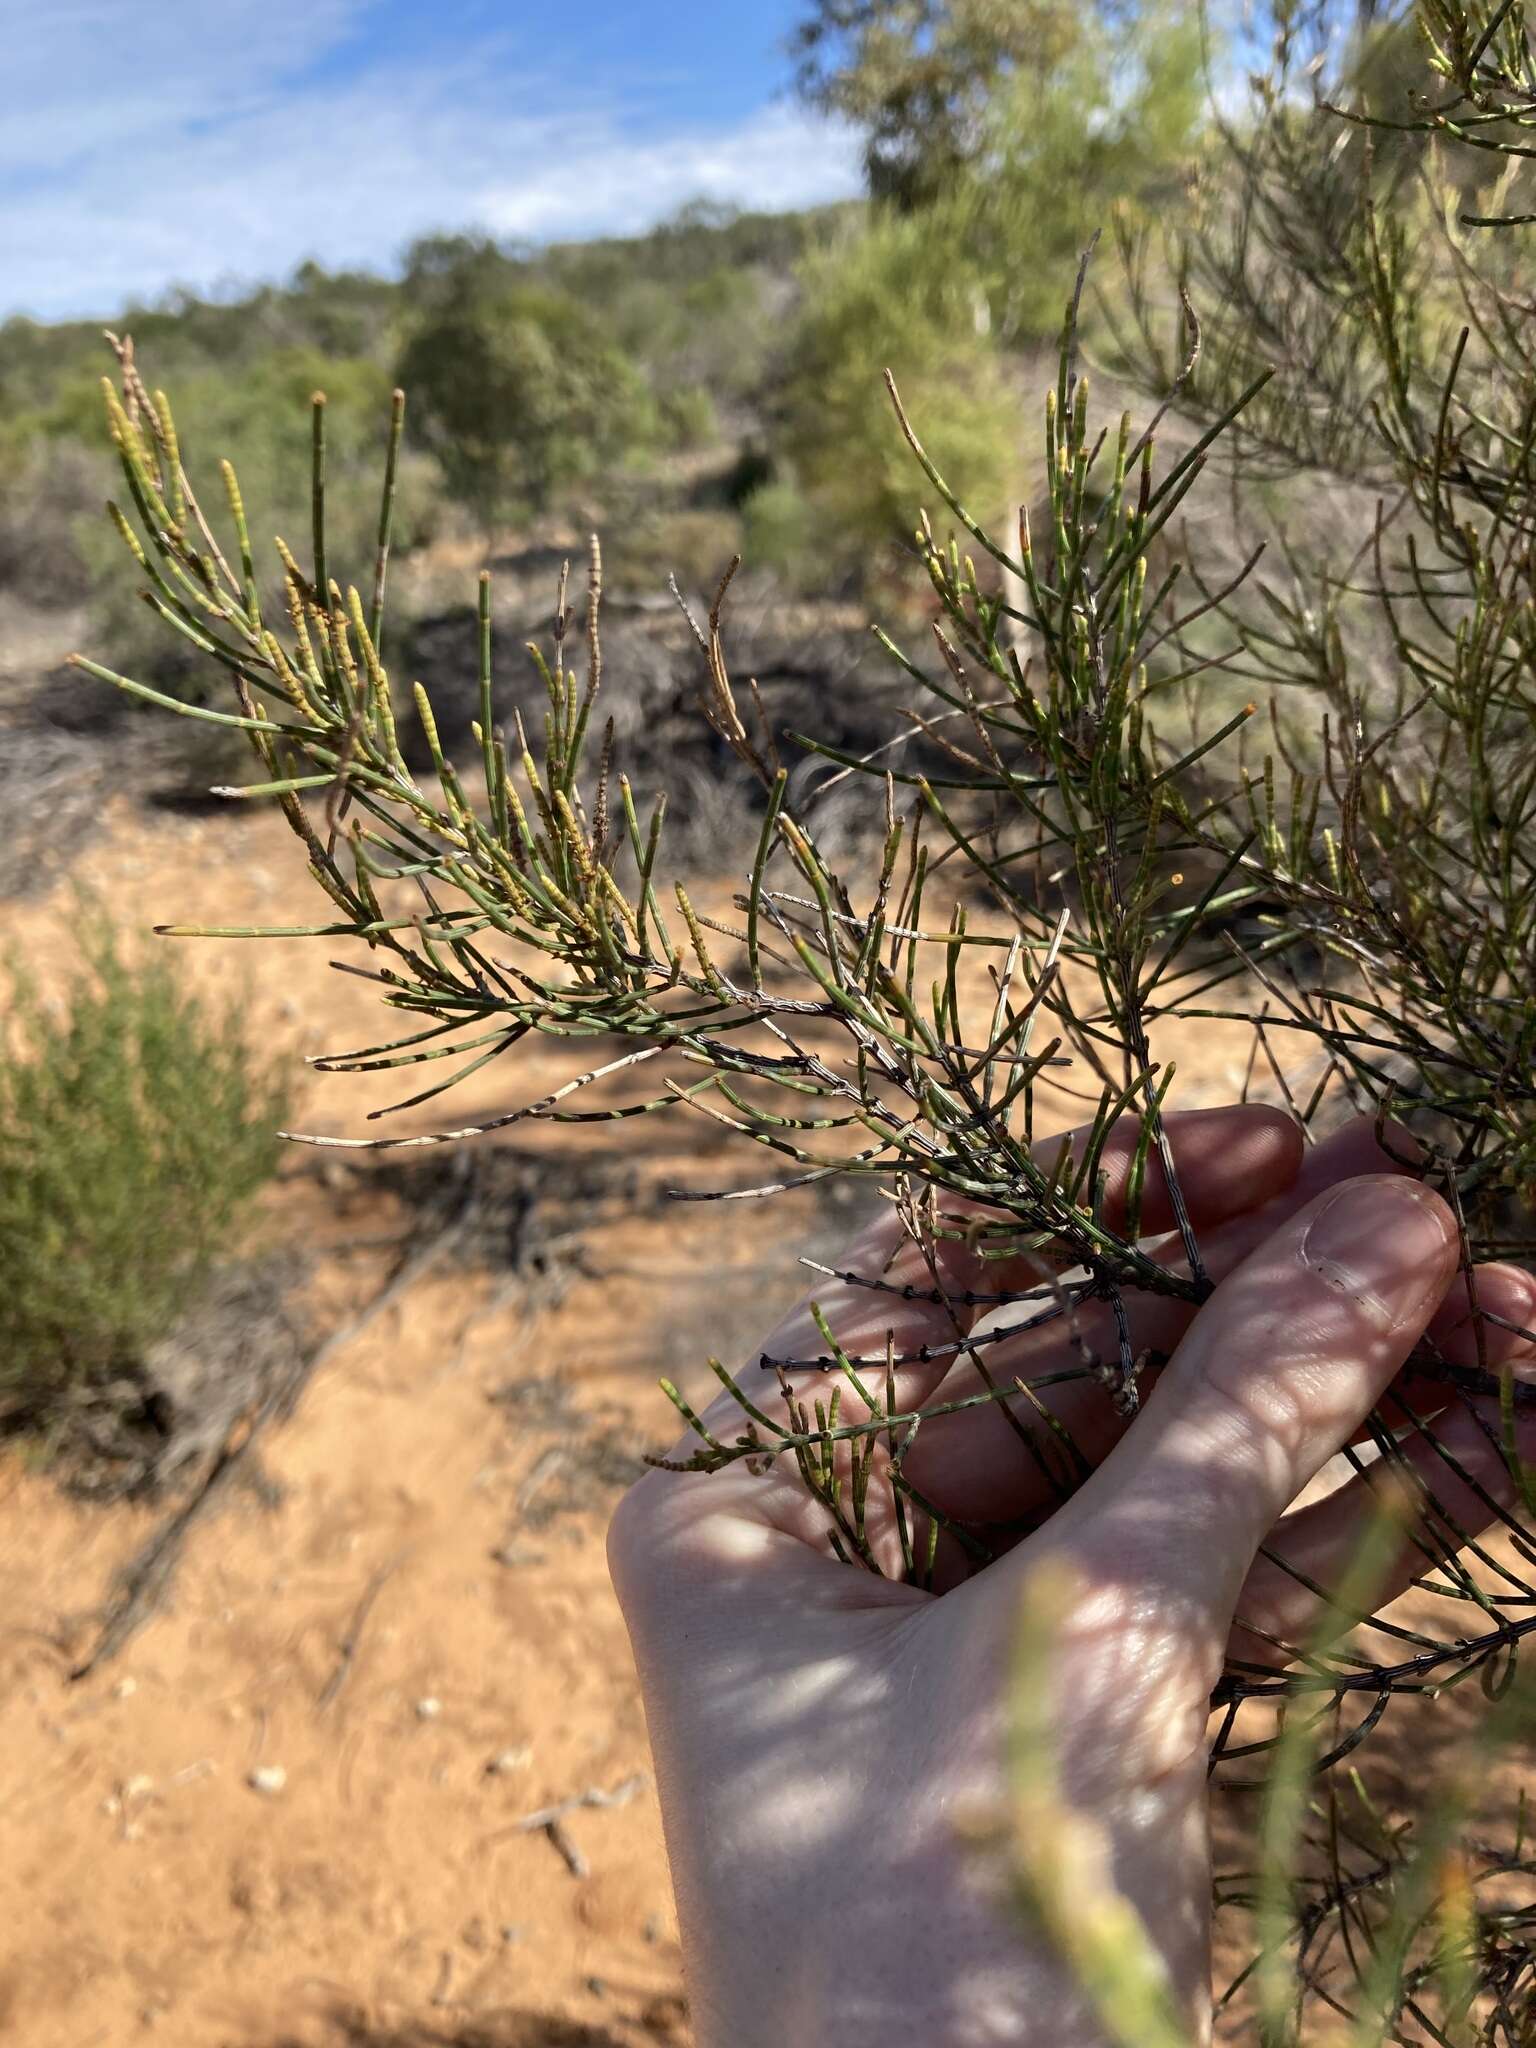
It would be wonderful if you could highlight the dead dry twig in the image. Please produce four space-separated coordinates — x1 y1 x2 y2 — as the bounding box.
485 1772 647 1877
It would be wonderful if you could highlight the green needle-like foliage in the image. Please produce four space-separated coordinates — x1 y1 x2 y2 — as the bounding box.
73 244 1532 1580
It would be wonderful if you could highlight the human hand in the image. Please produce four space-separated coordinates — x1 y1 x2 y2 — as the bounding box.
609 1106 1536 2046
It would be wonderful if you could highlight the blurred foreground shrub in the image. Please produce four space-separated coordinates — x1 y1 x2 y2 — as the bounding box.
0 920 287 1417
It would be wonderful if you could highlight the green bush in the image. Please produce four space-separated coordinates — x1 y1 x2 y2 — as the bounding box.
0 920 288 1416
607 504 744 597
536 203 847 405
608 267 781 412
958 1 1205 340
0 435 101 609
791 0 1203 336
397 275 657 527
740 476 823 589
775 212 1019 563
658 383 721 450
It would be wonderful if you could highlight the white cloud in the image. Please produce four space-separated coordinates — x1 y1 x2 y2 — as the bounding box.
0 8 863 322
0 0 372 177
476 103 863 242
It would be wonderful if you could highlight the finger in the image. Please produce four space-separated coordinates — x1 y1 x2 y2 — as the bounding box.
903 1253 1535 1582
678 1103 1302 1449
647 1104 1301 1575
927 1102 1304 1315
901 1117 1420 1525
1024 1175 1459 1651
1422 1260 1536 1380
1234 1264 1536 1663
1231 1401 1536 1670
763 1101 1302 1363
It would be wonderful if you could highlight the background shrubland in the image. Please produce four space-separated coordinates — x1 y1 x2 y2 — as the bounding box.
0 0 1208 882
0 0 1207 689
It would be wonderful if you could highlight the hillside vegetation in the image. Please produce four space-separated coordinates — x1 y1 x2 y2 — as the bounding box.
0 0 1211 699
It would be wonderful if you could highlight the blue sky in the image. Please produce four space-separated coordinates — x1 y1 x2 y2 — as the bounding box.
0 0 863 323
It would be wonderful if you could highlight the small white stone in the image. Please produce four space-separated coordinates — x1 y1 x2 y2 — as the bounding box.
414 1696 443 1721
485 1745 532 1776
247 1765 287 1797
123 1773 154 1800
113 1677 137 1700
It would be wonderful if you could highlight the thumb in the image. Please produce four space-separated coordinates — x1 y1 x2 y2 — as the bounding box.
1041 1174 1459 1636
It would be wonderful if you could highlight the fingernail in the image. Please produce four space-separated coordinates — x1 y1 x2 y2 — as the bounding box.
1301 1178 1452 1328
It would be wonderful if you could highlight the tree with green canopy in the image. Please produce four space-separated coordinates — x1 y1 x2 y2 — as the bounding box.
397 269 655 530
